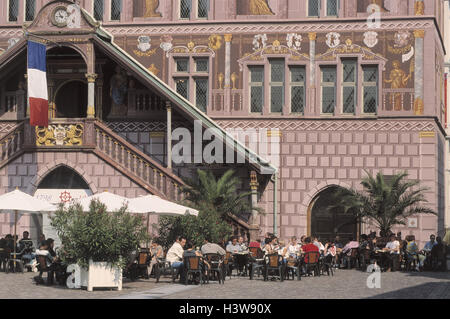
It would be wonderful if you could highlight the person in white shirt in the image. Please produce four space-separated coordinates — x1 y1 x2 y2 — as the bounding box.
238 236 248 251
287 236 301 257
166 237 186 268
226 237 242 254
382 234 400 271
313 237 325 254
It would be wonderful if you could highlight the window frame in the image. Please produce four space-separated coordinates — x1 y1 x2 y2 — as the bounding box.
320 65 337 115
307 0 321 17
269 58 285 114
196 0 209 19
289 65 306 114
361 64 379 115
93 0 104 21
110 0 122 21
24 0 36 22
325 0 339 17
8 0 20 23
248 65 265 114
179 0 192 19
341 58 357 115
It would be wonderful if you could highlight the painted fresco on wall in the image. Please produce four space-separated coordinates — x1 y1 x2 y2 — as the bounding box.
237 0 275 15
134 0 162 18
357 0 390 12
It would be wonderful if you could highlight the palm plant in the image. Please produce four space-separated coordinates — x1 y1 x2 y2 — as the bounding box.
332 171 436 237
181 169 262 220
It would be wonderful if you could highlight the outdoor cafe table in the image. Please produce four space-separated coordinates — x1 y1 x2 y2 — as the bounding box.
232 251 250 275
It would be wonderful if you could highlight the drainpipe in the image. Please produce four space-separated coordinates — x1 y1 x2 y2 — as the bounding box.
272 171 278 236
445 73 448 128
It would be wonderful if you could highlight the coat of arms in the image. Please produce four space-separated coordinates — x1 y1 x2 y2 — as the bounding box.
253 34 268 51
137 36 151 52
363 31 378 48
286 33 302 51
326 32 340 48
394 31 411 48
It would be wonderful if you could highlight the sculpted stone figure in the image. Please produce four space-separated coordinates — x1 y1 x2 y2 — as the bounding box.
144 0 162 17
109 66 128 117
384 60 412 111
249 0 274 15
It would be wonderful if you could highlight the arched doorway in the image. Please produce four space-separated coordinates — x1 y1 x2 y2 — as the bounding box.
308 186 358 243
54 80 87 118
34 166 93 245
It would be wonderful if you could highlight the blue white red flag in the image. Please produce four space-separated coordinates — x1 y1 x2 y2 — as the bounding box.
27 41 48 127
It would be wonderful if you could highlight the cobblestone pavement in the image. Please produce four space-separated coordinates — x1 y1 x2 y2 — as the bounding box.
1 269 449 299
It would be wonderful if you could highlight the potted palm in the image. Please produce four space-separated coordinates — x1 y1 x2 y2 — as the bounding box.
50 200 148 291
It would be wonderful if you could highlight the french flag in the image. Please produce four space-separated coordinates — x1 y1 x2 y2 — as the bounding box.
27 41 48 127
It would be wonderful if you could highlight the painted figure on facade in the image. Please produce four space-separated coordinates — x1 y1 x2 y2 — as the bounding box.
144 0 162 17
384 60 412 111
249 0 274 15
109 66 128 117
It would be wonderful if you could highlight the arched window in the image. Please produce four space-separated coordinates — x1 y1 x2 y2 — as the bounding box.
38 166 90 189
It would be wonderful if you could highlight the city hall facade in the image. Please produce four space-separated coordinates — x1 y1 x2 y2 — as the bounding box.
0 0 447 247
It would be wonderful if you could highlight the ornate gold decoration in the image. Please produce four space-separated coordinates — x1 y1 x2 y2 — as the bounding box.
345 38 352 46
224 34 233 43
144 0 162 17
133 48 157 57
208 35 222 51
414 1 425 15
267 130 282 137
218 73 224 89
85 73 98 83
187 41 195 51
414 97 424 115
308 33 317 41
148 63 159 76
387 44 412 55
419 131 435 138
150 132 165 138
231 73 237 89
250 171 258 191
87 106 95 117
413 29 425 38
35 124 84 146
249 0 275 15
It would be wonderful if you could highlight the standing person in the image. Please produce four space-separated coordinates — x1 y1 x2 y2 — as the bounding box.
166 236 186 282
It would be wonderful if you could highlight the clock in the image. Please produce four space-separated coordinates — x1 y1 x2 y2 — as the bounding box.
51 6 69 27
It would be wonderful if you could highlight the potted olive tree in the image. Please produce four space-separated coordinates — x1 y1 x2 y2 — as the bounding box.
50 200 148 291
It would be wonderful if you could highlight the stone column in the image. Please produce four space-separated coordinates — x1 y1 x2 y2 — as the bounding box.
249 171 260 241
166 100 172 169
224 34 233 114
85 73 98 118
308 32 317 115
413 29 424 115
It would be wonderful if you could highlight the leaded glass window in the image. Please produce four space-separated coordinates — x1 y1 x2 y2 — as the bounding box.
94 0 104 21
249 66 264 113
342 59 357 114
175 78 189 99
290 66 305 114
111 0 122 20
321 66 336 114
363 66 378 113
327 0 338 16
9 0 19 22
195 78 208 112
270 59 284 113
180 0 192 19
197 0 209 18
308 0 320 16
195 58 208 72
25 0 36 21
175 58 189 72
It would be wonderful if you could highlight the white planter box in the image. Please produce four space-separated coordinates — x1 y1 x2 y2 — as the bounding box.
80 260 122 292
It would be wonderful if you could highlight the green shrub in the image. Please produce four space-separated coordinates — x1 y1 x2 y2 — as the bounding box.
50 199 149 269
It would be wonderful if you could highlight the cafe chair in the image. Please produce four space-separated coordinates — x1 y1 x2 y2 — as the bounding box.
248 247 265 280
359 249 372 272
36 255 52 285
6 250 24 274
303 251 320 277
223 252 233 279
320 255 334 277
285 256 302 281
345 248 360 269
263 253 285 282
204 253 224 284
183 255 204 285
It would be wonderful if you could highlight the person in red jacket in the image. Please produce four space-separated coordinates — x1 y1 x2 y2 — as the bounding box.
302 237 319 263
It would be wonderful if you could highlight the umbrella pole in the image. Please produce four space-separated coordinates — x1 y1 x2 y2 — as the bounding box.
146 212 150 248
13 210 17 269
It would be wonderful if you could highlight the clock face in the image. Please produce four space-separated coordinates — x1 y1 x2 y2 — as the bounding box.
51 7 68 27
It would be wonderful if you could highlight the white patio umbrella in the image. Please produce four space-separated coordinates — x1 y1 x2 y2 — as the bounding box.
130 195 199 217
74 191 143 213
0 189 57 267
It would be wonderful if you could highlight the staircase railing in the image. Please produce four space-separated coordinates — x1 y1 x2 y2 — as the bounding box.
94 120 184 201
0 122 24 168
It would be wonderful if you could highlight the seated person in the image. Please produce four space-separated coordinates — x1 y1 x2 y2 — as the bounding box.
382 234 400 271
201 237 226 256
166 236 187 282
226 237 243 254
301 237 319 264
18 231 34 253
287 236 301 257
35 240 57 285
277 240 288 262
248 239 262 248
148 238 164 276
184 242 209 280
238 236 248 251
423 234 438 253
313 237 325 254
342 237 359 268
262 236 277 255
405 235 425 271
